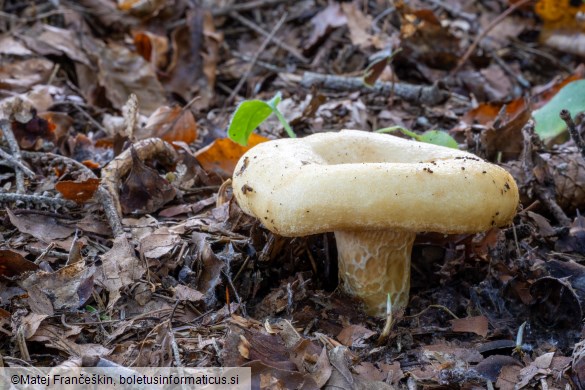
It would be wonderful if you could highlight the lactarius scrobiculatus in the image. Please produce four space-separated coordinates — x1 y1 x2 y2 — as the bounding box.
232 130 519 316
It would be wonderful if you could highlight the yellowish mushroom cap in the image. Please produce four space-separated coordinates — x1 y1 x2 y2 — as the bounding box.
233 130 518 235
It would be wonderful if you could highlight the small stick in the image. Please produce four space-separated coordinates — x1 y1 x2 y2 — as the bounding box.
229 11 309 63
0 148 35 178
212 0 288 16
227 13 287 105
421 0 476 22
0 193 76 208
560 109 585 160
21 150 124 237
0 120 25 193
295 71 448 105
453 0 534 73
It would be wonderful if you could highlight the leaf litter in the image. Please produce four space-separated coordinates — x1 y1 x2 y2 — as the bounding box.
1 0 585 388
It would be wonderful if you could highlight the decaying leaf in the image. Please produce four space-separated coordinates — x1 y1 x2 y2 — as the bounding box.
137 105 198 144
97 42 166 115
0 250 39 279
450 315 489 337
119 147 176 214
95 236 145 308
20 261 95 312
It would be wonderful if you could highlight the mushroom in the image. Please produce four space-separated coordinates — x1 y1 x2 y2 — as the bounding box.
232 130 519 316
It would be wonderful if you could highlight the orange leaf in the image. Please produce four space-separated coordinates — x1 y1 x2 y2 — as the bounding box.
138 106 198 145
133 31 169 69
55 178 101 204
194 134 269 178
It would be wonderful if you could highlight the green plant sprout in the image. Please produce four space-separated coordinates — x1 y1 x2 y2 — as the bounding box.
375 126 459 149
227 91 296 146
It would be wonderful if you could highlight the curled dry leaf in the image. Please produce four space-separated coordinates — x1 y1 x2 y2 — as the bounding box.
137 105 198 144
133 30 169 70
119 146 176 215
463 97 530 161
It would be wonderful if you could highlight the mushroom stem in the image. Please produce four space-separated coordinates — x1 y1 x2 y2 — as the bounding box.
335 229 416 316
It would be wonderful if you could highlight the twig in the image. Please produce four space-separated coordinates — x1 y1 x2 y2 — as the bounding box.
291 71 448 105
25 245 69 261
403 304 459 320
453 0 534 73
227 13 287 105
13 208 76 219
70 102 108 134
0 148 35 178
21 150 124 236
212 0 288 16
229 11 309 63
0 120 25 193
420 0 476 22
490 49 530 89
0 193 76 208
560 109 585 160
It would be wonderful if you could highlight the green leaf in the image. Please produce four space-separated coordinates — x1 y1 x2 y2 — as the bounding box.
85 305 98 313
228 99 274 146
418 130 459 149
266 91 282 110
533 79 585 142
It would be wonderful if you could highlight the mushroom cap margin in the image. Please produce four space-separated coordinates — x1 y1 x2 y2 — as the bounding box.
232 130 520 236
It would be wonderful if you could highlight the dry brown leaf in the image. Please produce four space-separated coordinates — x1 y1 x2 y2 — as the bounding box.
341 3 375 48
95 236 145 308
97 42 166 115
194 133 269 178
398 5 460 70
161 9 221 110
138 105 198 144
465 97 531 161
20 261 95 312
55 178 101 204
305 2 347 51
120 147 176 215
336 324 376 347
29 321 110 357
138 229 180 259
450 315 489 337
32 24 91 65
0 57 54 92
133 30 169 70
7 208 74 241
174 285 204 302
0 250 39 279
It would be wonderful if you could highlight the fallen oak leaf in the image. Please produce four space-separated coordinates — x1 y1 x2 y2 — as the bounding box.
119 146 176 215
